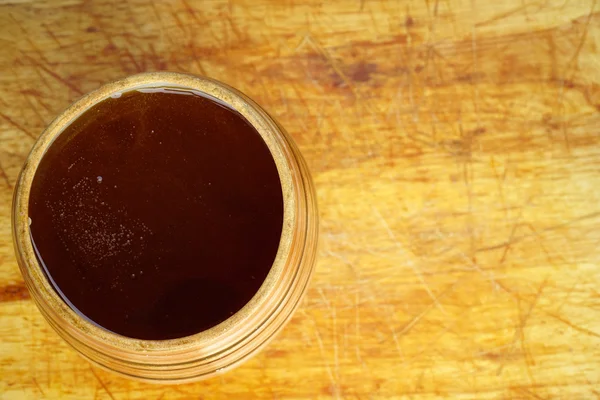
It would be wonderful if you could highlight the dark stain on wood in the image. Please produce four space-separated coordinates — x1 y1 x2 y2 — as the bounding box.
0 283 30 303
348 61 377 82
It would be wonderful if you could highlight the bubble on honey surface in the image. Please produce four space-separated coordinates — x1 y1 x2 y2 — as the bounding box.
111 92 122 99
67 156 85 171
48 176 152 281
97 176 103 184
28 217 32 226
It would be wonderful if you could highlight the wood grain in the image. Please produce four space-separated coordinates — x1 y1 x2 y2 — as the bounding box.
1 0 600 398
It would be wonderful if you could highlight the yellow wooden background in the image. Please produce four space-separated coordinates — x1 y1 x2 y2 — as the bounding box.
1 0 600 398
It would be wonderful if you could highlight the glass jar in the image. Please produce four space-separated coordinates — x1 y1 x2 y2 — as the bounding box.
12 72 318 383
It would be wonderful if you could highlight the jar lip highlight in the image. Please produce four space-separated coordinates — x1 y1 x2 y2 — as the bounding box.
12 72 316 378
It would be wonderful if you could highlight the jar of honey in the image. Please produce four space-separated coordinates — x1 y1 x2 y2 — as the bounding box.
12 72 318 382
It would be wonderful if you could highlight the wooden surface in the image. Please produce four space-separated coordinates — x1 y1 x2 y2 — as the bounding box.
1 0 600 398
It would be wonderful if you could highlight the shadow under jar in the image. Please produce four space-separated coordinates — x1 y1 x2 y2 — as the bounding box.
12 72 318 383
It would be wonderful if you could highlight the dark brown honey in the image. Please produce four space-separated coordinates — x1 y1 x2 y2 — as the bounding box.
28 88 284 340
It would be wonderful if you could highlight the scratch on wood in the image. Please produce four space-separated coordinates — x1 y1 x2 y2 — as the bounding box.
386 305 407 364
470 1 480 126
170 3 188 36
433 229 501 290
23 93 47 126
181 0 203 26
396 277 462 340
123 1 146 40
499 197 532 265
559 0 597 151
372 206 447 315
354 289 362 363
150 2 169 42
147 43 165 70
424 0 441 28
32 378 46 398
302 34 361 101
89 367 116 400
515 387 548 400
21 54 84 95
9 14 51 65
490 156 508 224
0 157 12 189
566 0 597 75
317 288 341 385
332 299 340 387
0 111 36 140
554 278 579 313
396 302 435 338
300 309 341 399
290 84 310 132
477 211 600 253
43 22 62 48
497 278 547 376
124 49 142 72
317 287 331 309
461 146 476 260
542 309 600 339
326 249 407 364
226 15 242 41
521 280 548 383
19 86 54 114
474 2 543 27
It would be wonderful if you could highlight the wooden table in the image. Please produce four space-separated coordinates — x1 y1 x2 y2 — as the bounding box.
1 1 599 398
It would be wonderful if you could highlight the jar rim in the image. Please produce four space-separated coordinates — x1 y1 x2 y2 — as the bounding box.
12 72 318 381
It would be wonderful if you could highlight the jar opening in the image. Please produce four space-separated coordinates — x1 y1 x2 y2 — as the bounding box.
28 86 285 340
